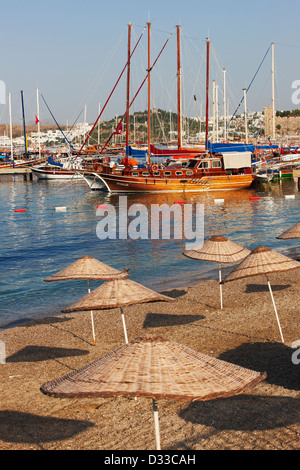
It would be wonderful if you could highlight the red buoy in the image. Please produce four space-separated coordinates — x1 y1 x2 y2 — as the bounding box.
14 209 26 213
249 197 260 200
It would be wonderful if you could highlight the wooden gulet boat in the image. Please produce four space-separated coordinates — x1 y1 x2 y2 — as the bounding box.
81 152 254 193
77 23 254 193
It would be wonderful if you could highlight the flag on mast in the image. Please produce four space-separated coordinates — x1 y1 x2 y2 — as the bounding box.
113 121 123 135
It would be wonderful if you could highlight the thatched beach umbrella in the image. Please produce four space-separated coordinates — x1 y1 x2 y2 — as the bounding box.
224 246 300 343
44 256 128 345
62 278 174 344
276 221 300 239
40 335 266 450
183 236 250 309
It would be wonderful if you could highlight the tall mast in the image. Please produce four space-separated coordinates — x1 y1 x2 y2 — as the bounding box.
271 42 275 141
177 25 182 149
216 84 219 143
126 22 131 150
212 79 216 142
36 88 41 158
147 21 151 166
205 39 210 149
223 68 227 141
98 102 101 145
243 88 248 143
8 93 13 159
20 90 27 158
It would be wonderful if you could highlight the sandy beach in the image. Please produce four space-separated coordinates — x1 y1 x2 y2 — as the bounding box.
0 270 299 451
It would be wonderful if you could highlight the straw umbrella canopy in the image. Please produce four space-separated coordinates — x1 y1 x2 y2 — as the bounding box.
44 256 128 345
183 236 251 309
224 246 300 343
276 221 300 239
62 278 175 344
40 335 266 450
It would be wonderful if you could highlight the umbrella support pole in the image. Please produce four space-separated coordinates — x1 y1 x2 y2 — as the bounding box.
219 264 223 310
87 280 96 346
120 307 129 344
152 399 161 450
90 311 96 346
266 275 285 343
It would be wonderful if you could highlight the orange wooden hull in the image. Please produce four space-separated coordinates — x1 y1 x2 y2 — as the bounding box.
94 172 254 193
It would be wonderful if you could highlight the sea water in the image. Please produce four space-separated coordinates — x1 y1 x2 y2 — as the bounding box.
0 175 300 327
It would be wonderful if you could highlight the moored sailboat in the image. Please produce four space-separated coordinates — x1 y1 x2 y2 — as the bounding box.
82 151 253 193
78 23 255 193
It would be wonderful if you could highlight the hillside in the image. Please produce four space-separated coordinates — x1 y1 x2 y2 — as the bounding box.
275 115 300 135
0 123 66 139
2 108 300 145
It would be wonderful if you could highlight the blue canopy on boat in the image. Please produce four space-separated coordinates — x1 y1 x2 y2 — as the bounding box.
47 156 63 167
126 146 147 157
206 142 255 153
206 141 279 153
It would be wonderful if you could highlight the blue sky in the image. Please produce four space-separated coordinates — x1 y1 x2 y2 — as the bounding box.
1 0 300 126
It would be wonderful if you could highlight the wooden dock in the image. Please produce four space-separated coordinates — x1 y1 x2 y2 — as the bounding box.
0 167 33 179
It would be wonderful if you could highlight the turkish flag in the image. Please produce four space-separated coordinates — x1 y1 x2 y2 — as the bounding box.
35 115 40 124
113 121 123 135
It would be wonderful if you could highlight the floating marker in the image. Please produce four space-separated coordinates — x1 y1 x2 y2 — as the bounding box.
285 195 295 199
14 209 26 213
250 197 260 200
214 199 224 203
55 206 67 212
174 201 185 204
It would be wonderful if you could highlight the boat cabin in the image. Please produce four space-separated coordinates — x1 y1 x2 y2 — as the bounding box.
96 151 252 178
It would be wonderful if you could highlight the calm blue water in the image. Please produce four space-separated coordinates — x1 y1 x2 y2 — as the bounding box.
1 174 300 327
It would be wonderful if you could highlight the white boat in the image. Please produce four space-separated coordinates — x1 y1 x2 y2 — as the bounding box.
32 165 83 180
31 155 84 180
81 172 106 190
255 169 274 183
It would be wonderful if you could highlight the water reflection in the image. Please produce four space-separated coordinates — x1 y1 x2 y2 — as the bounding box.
0 176 300 324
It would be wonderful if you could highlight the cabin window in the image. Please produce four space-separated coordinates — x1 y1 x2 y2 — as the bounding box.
212 160 221 168
164 171 171 176
186 159 198 169
186 170 193 176
132 172 139 176
175 171 183 176
142 172 149 177
153 171 160 176
199 161 210 169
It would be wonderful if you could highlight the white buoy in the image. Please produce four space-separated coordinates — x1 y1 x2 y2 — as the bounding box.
55 206 67 212
214 199 224 204
285 195 295 199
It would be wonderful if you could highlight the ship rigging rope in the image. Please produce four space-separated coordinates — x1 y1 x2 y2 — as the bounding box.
226 44 271 129
41 93 74 150
70 30 127 126
74 26 147 161
97 26 176 157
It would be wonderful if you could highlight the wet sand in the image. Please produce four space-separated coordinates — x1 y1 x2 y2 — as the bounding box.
0 270 300 450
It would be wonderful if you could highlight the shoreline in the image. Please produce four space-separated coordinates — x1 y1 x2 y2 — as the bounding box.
0 266 220 331
1 270 300 450
1 242 300 332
